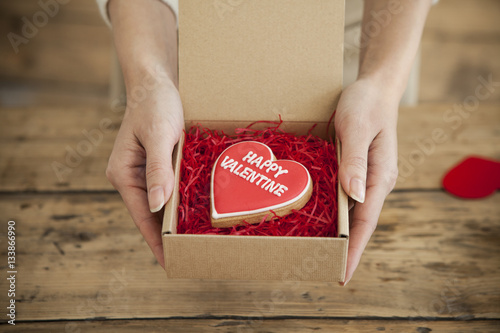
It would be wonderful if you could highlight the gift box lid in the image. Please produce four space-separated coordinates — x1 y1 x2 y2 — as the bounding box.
178 0 345 123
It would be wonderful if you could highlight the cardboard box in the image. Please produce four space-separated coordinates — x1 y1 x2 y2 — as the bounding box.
162 0 349 282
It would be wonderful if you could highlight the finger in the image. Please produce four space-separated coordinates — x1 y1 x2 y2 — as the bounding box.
143 136 176 213
342 132 398 286
342 183 387 286
119 184 166 268
336 124 372 204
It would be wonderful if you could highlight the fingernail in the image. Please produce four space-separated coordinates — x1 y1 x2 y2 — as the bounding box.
349 178 365 203
149 186 165 213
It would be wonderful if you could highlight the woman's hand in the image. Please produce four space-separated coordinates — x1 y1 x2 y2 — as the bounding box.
106 0 180 267
106 80 184 268
335 77 399 285
336 0 432 285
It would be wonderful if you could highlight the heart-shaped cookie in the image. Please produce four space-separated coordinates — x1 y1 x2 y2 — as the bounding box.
210 141 312 228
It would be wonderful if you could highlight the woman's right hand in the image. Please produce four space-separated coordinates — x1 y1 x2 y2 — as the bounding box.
106 78 184 268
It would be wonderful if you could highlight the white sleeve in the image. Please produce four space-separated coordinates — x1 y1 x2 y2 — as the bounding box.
96 0 178 28
97 0 435 28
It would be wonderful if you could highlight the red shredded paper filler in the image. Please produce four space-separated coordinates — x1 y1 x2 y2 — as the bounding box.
177 120 339 237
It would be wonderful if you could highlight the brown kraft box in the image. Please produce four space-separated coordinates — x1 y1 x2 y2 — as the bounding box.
162 0 349 282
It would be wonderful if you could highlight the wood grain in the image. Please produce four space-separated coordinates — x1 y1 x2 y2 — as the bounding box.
1 319 499 332
420 42 500 104
425 0 500 37
2 0 500 105
396 103 500 188
420 0 500 103
0 106 120 191
1 104 498 191
0 0 111 90
0 0 498 330
0 24 111 87
0 191 498 321
0 1 105 25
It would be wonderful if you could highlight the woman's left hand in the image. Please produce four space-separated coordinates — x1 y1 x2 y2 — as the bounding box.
334 77 400 285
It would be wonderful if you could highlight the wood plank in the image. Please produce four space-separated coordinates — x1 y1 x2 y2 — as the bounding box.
1 104 498 191
0 0 112 88
420 0 500 103
1 319 499 332
2 0 499 106
396 103 500 188
0 191 498 321
0 106 120 191
425 0 500 36
420 41 500 104
0 0 107 26
0 22 111 87
0 81 109 108
0 1 111 106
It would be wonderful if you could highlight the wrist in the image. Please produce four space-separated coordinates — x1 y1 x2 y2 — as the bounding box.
345 76 401 121
121 62 178 105
357 70 407 102
123 59 176 89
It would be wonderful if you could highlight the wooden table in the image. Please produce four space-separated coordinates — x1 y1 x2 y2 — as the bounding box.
0 104 499 332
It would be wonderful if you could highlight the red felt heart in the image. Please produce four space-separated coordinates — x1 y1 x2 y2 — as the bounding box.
442 156 500 199
211 141 311 220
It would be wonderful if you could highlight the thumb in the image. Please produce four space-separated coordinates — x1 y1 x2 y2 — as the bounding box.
145 140 176 213
337 130 370 204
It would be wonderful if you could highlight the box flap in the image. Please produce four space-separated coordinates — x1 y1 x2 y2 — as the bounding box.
162 133 184 235
179 0 345 123
336 138 349 238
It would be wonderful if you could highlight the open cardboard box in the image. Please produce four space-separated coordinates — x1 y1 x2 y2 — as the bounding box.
162 0 349 282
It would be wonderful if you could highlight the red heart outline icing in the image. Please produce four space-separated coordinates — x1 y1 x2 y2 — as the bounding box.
211 141 311 219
